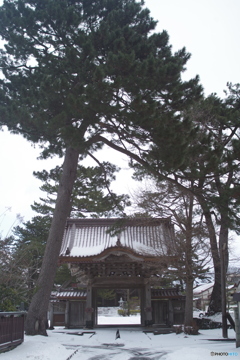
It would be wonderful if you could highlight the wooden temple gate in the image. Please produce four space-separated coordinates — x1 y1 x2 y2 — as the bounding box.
57 218 184 328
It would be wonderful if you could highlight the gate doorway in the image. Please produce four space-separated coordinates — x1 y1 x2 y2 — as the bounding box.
96 288 141 326
152 300 169 326
69 300 86 327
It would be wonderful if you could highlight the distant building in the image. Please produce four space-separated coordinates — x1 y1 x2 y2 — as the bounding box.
193 282 214 311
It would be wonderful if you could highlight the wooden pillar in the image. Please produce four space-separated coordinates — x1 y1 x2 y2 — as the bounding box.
48 302 54 329
65 301 69 328
144 281 152 326
93 289 98 326
140 288 145 326
168 300 174 326
85 283 93 328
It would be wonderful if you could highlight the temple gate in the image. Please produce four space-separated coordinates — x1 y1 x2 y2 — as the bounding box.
58 218 184 328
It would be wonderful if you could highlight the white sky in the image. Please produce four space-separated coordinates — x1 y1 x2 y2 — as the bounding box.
0 0 240 250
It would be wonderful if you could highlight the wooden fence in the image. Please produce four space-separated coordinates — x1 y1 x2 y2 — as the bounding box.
0 312 25 351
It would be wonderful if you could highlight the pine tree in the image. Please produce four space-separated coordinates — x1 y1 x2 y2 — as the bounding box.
9 161 129 304
116 87 240 336
12 216 50 304
32 162 130 218
0 235 27 310
133 180 210 326
0 0 201 335
180 92 240 324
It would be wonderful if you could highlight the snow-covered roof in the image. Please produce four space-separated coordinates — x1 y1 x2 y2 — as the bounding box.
60 218 175 259
193 282 214 295
51 291 86 300
151 288 185 299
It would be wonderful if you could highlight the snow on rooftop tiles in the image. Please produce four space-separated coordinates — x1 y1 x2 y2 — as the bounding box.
60 218 174 258
193 282 215 294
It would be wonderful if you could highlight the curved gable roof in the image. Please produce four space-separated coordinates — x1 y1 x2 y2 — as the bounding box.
60 218 175 260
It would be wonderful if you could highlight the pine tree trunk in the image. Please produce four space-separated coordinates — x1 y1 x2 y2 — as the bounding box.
219 214 229 271
25 146 79 336
184 194 194 327
208 275 221 313
201 206 222 313
219 212 229 337
184 278 194 326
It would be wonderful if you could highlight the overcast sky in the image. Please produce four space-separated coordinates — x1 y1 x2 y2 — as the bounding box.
0 0 240 249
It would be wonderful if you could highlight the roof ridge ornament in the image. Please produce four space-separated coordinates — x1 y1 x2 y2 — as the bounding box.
116 237 122 247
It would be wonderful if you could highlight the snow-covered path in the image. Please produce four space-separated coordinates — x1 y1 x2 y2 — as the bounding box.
0 326 238 360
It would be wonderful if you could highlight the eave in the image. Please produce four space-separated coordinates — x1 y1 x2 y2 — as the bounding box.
59 245 175 265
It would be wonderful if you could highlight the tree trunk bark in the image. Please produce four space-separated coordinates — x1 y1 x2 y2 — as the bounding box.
184 193 194 327
219 211 229 338
219 214 229 272
196 194 221 313
184 278 194 326
25 146 79 335
200 204 221 313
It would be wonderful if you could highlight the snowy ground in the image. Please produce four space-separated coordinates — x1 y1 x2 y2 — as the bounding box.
0 317 238 360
